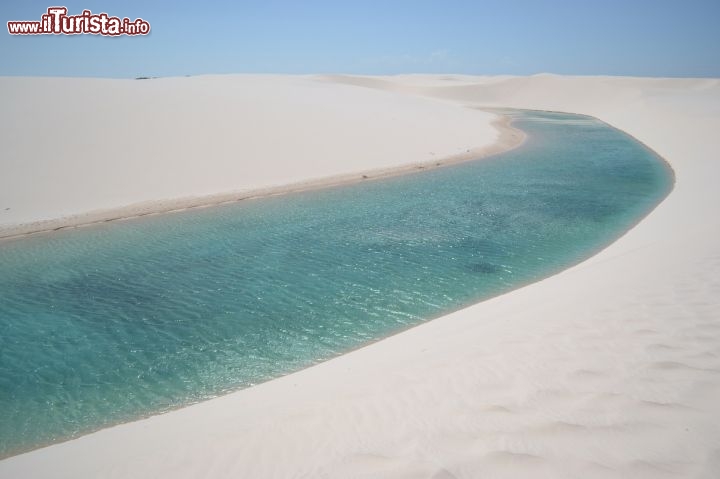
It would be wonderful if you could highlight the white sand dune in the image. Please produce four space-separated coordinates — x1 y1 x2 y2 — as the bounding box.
0 75 508 237
1 74 720 478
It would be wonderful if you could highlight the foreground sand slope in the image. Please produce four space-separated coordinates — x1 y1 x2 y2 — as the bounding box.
1 74 720 479
0 75 500 236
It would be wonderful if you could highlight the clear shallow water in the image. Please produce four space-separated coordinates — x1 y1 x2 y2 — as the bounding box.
0 110 672 457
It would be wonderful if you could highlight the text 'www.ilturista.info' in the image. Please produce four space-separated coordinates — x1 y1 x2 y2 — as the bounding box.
7 7 150 36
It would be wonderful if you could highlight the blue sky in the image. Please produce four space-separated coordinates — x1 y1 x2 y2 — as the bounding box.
1 0 719 77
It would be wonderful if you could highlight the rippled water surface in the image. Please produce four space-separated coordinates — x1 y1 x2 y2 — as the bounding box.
0 110 672 456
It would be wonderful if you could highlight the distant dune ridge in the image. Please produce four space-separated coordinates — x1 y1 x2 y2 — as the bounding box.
1 74 720 478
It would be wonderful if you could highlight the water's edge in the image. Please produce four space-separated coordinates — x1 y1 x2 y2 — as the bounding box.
0 114 525 241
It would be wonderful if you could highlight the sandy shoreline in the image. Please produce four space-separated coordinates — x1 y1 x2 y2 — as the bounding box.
1 74 719 478
0 75 504 239
0 114 523 241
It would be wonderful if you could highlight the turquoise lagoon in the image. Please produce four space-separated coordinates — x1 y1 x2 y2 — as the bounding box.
0 110 672 456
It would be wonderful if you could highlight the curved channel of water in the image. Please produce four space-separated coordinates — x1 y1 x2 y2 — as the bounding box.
0 110 672 457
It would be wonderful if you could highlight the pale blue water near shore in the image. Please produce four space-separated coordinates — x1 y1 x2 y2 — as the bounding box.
0 110 672 457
